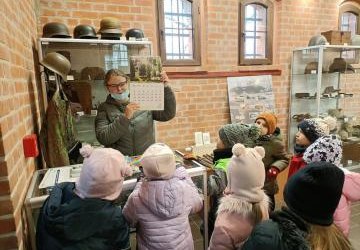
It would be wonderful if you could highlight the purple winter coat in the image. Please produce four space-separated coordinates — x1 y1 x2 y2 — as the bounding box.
123 166 203 250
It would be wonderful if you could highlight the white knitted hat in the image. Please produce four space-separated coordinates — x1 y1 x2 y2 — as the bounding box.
303 135 343 167
75 145 132 201
226 143 266 202
140 143 176 180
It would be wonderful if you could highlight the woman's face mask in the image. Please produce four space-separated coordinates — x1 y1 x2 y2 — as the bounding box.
111 90 129 102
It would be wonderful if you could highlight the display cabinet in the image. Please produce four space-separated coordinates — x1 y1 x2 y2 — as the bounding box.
25 151 208 250
289 45 360 167
38 38 152 145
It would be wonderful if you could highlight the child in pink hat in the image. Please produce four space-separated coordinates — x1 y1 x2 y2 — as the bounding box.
209 143 269 249
123 143 203 250
36 144 132 250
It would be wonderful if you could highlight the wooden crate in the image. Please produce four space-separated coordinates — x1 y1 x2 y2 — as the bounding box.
321 30 351 45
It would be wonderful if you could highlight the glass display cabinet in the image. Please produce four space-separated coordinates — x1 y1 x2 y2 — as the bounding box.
289 45 360 168
25 151 209 250
38 38 152 145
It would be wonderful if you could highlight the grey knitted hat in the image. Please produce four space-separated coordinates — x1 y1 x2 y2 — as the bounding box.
218 123 261 148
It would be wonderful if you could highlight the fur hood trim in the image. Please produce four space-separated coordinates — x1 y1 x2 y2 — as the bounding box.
217 193 270 217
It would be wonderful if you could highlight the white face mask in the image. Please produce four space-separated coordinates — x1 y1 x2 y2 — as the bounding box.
111 90 129 102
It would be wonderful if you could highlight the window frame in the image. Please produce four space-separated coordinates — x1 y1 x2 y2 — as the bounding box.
339 2 360 64
339 2 360 35
239 0 273 65
157 0 201 66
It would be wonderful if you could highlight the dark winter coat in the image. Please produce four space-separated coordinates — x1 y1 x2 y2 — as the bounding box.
95 86 176 156
36 182 130 250
256 128 290 195
242 207 310 250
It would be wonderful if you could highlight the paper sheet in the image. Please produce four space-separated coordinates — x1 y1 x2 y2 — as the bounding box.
130 82 164 110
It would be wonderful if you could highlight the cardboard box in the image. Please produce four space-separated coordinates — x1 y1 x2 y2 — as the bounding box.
321 30 351 45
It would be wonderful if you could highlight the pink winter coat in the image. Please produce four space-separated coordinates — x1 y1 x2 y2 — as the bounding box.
334 170 360 237
123 166 203 250
208 195 269 250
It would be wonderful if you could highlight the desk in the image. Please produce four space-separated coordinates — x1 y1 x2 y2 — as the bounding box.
25 151 208 250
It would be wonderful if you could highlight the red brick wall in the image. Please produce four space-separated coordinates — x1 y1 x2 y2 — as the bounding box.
0 0 352 248
0 0 42 249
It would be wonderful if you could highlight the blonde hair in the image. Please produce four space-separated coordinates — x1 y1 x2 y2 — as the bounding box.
307 224 352 250
251 202 265 224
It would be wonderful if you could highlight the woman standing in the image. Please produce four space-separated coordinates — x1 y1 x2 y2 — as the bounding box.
95 69 176 156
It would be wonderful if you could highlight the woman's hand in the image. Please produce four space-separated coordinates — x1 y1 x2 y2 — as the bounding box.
125 103 140 119
160 71 170 86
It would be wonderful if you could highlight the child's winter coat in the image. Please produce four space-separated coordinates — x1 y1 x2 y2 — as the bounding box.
209 143 269 249
123 166 203 250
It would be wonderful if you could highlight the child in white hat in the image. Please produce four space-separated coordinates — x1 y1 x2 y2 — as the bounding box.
123 143 203 250
36 145 132 250
209 143 269 249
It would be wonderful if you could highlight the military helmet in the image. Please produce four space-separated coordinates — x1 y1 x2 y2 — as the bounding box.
125 28 145 40
308 35 328 46
304 61 325 74
42 22 71 38
97 17 122 35
74 25 97 39
329 57 354 73
41 52 71 81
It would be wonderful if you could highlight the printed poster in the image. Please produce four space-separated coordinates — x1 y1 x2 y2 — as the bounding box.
227 75 275 124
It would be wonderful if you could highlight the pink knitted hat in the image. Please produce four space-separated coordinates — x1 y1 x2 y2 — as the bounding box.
75 145 132 200
226 143 266 202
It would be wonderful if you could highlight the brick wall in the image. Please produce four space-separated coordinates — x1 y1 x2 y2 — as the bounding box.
0 0 349 248
0 0 42 249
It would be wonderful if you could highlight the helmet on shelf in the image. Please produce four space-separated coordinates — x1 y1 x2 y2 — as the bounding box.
308 35 328 46
42 22 71 38
97 17 122 35
40 52 71 81
304 61 325 74
74 25 97 39
125 28 145 40
329 57 355 73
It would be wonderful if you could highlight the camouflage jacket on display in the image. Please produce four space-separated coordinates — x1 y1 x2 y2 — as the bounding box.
95 86 176 156
40 88 77 167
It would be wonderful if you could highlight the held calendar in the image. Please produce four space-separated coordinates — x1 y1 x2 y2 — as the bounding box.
129 82 164 110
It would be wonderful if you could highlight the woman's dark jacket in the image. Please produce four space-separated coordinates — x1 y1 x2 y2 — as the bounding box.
242 207 310 250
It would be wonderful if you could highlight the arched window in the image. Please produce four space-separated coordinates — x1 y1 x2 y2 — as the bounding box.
339 2 360 61
340 11 358 34
339 1 360 35
239 0 273 65
157 0 201 66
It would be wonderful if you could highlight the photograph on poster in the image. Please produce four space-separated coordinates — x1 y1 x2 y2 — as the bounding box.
227 75 275 124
